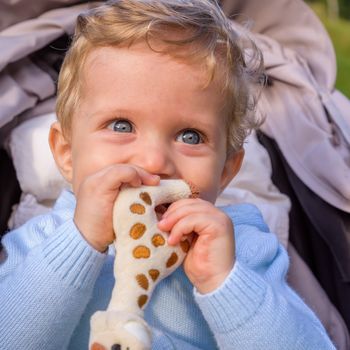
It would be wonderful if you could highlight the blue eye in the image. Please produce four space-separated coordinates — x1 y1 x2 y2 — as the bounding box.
177 129 202 144
109 119 133 133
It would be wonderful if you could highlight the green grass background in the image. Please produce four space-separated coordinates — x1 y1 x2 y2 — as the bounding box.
309 2 350 97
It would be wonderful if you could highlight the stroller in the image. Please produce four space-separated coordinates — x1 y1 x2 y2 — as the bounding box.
0 0 349 348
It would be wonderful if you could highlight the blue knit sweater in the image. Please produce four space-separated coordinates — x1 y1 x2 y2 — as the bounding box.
0 190 334 349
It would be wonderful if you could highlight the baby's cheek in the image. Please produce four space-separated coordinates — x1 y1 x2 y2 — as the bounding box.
196 182 220 203
182 158 224 202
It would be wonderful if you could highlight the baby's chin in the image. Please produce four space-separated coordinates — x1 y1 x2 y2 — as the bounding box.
198 190 218 204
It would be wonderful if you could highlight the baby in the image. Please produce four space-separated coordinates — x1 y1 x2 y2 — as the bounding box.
0 0 335 349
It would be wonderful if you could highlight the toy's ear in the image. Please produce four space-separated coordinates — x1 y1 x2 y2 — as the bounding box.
219 148 244 192
49 122 73 184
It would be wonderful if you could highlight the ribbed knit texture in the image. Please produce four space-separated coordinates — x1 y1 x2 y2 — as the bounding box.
194 262 267 333
0 191 335 349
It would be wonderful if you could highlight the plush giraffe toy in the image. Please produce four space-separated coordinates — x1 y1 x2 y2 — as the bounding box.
89 179 198 350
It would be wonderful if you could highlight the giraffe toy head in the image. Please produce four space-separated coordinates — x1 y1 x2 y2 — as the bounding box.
89 179 198 350
90 310 152 350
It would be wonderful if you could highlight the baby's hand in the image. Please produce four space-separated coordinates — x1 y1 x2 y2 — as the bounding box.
74 165 159 252
158 198 235 294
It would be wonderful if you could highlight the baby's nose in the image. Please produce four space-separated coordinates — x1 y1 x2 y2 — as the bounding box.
135 143 176 178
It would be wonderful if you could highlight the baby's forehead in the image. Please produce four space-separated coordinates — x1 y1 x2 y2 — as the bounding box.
75 43 229 127
82 43 227 91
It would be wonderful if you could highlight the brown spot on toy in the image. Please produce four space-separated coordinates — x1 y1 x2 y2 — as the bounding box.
138 295 148 308
166 252 178 268
180 240 190 253
129 223 146 239
148 269 160 281
140 192 152 205
133 246 151 259
130 203 146 215
136 274 149 290
91 343 106 350
151 234 165 247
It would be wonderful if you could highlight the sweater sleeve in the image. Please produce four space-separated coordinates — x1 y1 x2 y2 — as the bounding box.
194 204 336 350
0 213 106 350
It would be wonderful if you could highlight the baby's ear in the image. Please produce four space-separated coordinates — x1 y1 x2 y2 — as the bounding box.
49 122 73 184
219 148 244 192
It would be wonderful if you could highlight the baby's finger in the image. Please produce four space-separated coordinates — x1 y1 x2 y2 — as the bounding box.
163 198 205 217
131 165 161 186
95 166 140 192
113 165 160 187
167 213 209 245
93 165 159 193
158 199 213 231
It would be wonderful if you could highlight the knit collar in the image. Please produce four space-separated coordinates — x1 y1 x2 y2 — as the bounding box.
53 189 76 211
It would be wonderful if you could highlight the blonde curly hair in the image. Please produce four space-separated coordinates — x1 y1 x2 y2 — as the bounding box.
56 0 263 151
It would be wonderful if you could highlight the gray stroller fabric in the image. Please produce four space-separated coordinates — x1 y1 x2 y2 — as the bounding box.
288 244 350 350
222 0 350 213
0 1 102 144
0 0 85 31
258 130 350 344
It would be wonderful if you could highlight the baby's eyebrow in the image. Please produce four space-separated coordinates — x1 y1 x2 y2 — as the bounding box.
88 107 137 119
175 116 216 130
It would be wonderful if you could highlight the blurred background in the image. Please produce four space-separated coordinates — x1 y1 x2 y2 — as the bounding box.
307 0 350 96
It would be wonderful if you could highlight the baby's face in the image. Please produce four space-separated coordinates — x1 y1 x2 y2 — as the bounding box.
67 43 242 202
